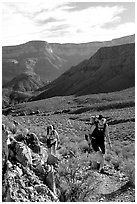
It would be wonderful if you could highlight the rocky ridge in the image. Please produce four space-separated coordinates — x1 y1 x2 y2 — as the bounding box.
31 43 135 100
2 34 135 84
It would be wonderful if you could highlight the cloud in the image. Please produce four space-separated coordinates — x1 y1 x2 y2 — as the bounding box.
35 17 60 26
48 24 70 31
2 2 135 45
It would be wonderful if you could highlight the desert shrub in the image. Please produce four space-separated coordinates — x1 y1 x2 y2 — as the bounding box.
69 100 134 114
60 135 70 145
58 141 79 159
65 141 78 156
69 116 79 120
58 146 68 158
110 141 135 185
122 149 130 160
78 140 89 153
96 100 135 111
69 136 77 143
113 146 122 156
122 141 130 146
78 153 91 166
69 107 91 114
111 158 122 170
86 153 99 169
57 157 94 201
105 154 112 162
121 159 135 187
122 144 135 160
109 140 123 158
120 143 135 186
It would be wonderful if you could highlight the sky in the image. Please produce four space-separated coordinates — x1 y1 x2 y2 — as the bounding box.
2 0 135 46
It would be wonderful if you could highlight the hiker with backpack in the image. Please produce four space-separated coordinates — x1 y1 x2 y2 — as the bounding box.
46 125 59 156
85 115 112 173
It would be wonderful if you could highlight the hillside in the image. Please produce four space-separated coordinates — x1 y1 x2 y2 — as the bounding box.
2 72 45 108
2 86 135 201
3 72 44 92
3 87 134 116
2 34 135 84
2 41 66 84
31 43 135 100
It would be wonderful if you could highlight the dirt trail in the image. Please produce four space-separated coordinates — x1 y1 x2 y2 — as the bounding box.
80 158 130 202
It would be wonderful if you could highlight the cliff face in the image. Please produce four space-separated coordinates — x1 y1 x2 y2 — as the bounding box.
2 35 135 84
32 43 135 100
2 41 66 84
50 34 135 57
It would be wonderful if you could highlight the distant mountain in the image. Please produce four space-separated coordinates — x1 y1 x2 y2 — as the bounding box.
3 72 44 92
2 41 66 84
2 34 135 84
32 43 135 100
50 34 135 61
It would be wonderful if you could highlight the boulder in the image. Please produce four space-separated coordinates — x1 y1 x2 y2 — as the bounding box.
2 116 59 202
8 140 32 167
2 125 9 201
26 133 41 154
14 133 27 143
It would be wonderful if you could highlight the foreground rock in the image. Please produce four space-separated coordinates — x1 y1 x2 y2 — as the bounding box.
2 116 60 202
6 161 58 202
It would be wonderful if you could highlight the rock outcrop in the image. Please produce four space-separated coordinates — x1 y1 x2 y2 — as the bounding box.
2 116 60 202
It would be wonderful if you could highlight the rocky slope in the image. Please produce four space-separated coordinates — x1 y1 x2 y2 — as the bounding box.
31 43 135 100
2 35 135 84
2 115 60 202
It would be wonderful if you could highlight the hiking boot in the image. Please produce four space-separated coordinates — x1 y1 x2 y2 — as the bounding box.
97 163 100 170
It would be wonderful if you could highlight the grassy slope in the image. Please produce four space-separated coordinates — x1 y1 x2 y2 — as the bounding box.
12 87 134 115
11 107 135 201
4 87 135 202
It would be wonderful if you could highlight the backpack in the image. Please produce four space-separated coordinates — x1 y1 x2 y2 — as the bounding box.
95 121 106 132
91 116 107 140
47 129 56 147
